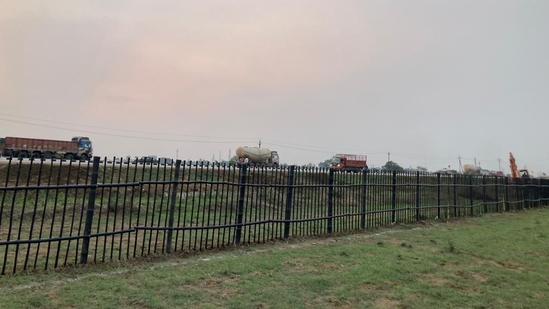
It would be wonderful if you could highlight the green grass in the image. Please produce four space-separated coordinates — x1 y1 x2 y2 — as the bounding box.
1 208 548 308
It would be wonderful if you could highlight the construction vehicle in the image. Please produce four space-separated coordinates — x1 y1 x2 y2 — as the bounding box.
509 152 531 182
0 136 93 160
329 154 368 172
236 146 279 167
463 164 482 175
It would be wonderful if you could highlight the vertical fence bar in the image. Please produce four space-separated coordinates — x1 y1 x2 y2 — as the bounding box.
520 180 525 210
453 174 457 217
391 171 396 223
504 177 510 211
327 169 334 234
166 160 182 254
495 176 499 212
360 169 368 229
536 178 541 208
416 172 420 221
2 159 22 274
482 176 487 213
283 166 295 239
469 176 474 216
436 173 441 219
235 165 248 246
542 179 546 206
80 157 100 264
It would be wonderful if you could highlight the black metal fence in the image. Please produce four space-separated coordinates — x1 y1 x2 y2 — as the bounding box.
1 156 548 275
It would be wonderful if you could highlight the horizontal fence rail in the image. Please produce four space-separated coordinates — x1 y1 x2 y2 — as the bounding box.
1 156 548 275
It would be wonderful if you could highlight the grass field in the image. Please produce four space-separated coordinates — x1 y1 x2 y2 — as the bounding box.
1 207 548 309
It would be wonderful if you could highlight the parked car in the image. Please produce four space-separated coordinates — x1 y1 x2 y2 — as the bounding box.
158 157 173 165
133 155 158 165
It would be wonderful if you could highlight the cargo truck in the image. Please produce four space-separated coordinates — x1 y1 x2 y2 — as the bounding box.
329 154 368 172
236 146 279 167
0 136 93 160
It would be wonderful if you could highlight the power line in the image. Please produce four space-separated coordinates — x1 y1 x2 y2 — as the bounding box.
262 138 388 153
1 113 527 167
0 112 256 140
0 118 256 144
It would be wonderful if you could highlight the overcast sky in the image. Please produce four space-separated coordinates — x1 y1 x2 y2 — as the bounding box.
1 1 548 174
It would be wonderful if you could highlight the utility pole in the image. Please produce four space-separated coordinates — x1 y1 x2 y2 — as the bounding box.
498 158 502 171
387 151 390 162
458 156 462 173
176 148 179 160
258 139 262 148
474 158 477 167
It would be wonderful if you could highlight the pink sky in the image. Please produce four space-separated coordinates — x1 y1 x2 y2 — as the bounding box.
1 1 549 173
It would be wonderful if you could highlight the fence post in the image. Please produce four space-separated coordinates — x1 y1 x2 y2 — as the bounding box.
80 156 100 264
436 173 441 219
494 176 499 212
360 169 368 229
391 171 396 223
327 169 334 234
166 160 181 254
539 179 547 206
536 178 541 208
416 171 420 221
504 177 510 211
482 175 487 213
235 165 248 246
453 174 457 217
469 176 474 216
284 165 295 239
519 180 523 210
520 181 525 210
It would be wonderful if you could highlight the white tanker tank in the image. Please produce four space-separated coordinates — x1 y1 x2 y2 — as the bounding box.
236 146 279 167
463 164 481 174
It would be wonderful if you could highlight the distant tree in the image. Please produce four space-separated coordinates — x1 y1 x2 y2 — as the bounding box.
416 166 428 172
319 159 330 168
382 161 404 172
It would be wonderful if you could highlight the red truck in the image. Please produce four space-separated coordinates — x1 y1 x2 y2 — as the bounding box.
0 136 93 160
329 154 368 172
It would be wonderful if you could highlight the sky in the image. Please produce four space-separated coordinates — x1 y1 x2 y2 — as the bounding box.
1 0 548 174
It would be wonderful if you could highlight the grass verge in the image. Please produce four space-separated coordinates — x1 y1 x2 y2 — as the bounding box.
1 208 548 309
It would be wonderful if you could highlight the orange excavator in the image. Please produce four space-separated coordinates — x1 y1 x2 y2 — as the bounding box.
509 152 531 183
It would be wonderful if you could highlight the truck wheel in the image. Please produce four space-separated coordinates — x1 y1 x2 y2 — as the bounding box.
80 154 89 161
30 152 41 160
64 154 74 161
43 152 53 159
17 151 28 159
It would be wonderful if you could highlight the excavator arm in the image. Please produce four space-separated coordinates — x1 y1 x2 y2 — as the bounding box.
509 152 521 179
509 152 531 183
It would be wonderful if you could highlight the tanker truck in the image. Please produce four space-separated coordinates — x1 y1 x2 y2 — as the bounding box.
462 164 481 175
0 136 93 160
235 146 279 167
